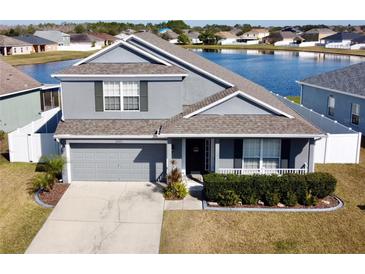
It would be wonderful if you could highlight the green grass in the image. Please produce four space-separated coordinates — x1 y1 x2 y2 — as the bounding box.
160 148 365 254
286 96 300 104
184 44 365 57
0 140 51 253
1 50 98 66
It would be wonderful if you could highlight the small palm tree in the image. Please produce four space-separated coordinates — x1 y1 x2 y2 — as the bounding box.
41 155 66 180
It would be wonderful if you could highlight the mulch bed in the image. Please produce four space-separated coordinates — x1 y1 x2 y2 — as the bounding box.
39 183 70 206
207 195 339 209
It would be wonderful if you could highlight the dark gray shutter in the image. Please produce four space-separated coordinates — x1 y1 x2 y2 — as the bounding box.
140 81 148 112
95 81 103 112
233 139 243 169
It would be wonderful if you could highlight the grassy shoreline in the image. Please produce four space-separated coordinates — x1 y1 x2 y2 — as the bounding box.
183 44 365 57
2 50 98 66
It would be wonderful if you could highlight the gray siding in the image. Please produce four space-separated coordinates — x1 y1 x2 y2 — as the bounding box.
301 85 365 134
289 138 311 170
61 80 183 119
129 39 226 105
88 45 155 63
202 95 275 115
171 138 182 169
0 90 41 132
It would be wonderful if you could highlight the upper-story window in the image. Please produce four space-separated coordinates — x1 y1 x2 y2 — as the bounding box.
123 81 140 111
351 103 360 125
327 95 335 116
103 81 140 111
103 81 121 111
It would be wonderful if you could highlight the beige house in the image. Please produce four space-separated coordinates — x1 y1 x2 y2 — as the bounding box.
0 35 32 56
305 28 337 41
240 28 270 41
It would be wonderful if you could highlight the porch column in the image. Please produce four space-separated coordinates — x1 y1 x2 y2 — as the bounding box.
210 138 215 172
181 138 186 175
308 138 315 172
214 139 220 173
166 138 173 175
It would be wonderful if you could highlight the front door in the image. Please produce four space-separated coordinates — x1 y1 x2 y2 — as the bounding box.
186 139 206 174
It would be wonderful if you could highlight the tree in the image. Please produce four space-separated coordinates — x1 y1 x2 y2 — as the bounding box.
199 30 220 45
177 33 191 45
74 24 86 33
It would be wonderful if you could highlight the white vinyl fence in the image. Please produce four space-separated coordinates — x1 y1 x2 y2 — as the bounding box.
8 108 61 163
278 94 362 164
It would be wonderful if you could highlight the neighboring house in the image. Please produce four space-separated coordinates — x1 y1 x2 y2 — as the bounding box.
115 29 136 40
185 31 202 44
69 33 105 50
216 31 240 45
298 62 365 136
0 59 60 132
350 36 365 50
239 28 270 43
34 30 70 46
0 35 32 56
88 32 117 46
321 32 365 49
161 30 179 44
304 28 337 41
52 32 324 183
264 31 303 46
15 34 58 53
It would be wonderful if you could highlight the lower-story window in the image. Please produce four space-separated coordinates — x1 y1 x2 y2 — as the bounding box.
243 138 281 169
351 103 360 125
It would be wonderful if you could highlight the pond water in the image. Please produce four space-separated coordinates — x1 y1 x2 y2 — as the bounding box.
17 49 365 96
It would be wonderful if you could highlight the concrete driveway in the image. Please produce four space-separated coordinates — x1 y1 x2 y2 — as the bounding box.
26 181 164 254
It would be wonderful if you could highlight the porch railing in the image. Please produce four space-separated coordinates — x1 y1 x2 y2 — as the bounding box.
218 168 308 175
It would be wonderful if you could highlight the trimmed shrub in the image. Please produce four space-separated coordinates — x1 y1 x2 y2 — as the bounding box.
27 173 55 195
305 172 336 198
217 190 240 207
164 182 188 200
203 172 337 207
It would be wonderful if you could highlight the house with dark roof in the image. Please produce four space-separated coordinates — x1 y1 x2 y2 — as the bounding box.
15 34 58 53
50 32 326 183
263 31 304 46
321 32 365 49
0 59 60 132
298 62 365 136
0 35 33 56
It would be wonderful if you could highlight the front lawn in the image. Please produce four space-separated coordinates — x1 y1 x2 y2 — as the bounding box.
0 145 51 253
160 148 365 253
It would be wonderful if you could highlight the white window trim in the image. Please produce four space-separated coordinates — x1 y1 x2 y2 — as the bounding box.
242 138 282 170
102 81 141 112
351 103 360 125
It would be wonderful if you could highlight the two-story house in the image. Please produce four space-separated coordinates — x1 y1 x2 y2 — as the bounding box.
53 32 322 183
298 62 365 137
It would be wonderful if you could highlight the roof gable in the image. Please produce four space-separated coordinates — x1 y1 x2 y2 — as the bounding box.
200 94 276 115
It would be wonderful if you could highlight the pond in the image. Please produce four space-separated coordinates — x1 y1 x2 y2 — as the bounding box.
17 49 365 96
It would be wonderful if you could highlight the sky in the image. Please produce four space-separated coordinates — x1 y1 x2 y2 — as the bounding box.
0 20 365 27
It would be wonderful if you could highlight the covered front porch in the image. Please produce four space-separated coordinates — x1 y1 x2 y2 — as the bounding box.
166 137 315 176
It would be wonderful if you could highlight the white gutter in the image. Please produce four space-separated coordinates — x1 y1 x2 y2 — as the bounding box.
51 73 188 79
296 81 365 100
54 134 157 139
157 133 325 138
0 86 43 99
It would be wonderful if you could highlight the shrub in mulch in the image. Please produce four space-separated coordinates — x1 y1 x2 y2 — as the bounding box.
39 183 70 206
203 172 338 208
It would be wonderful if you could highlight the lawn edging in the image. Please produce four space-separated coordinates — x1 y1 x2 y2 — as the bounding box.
34 190 54 209
202 196 344 212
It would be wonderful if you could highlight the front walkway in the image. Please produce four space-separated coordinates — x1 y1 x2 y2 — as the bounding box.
164 179 203 210
26 181 164 254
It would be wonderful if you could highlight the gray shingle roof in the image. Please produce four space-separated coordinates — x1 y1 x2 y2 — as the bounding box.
0 35 32 47
322 32 364 41
0 59 41 96
15 35 57 45
300 62 365 97
55 119 165 136
55 63 187 75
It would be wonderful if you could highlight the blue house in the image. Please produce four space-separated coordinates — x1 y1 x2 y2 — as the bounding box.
298 62 365 136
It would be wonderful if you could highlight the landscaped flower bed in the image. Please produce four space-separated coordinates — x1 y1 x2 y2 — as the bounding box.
203 172 338 209
38 183 69 206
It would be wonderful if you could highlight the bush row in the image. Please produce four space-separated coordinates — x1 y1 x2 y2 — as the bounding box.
203 172 336 206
